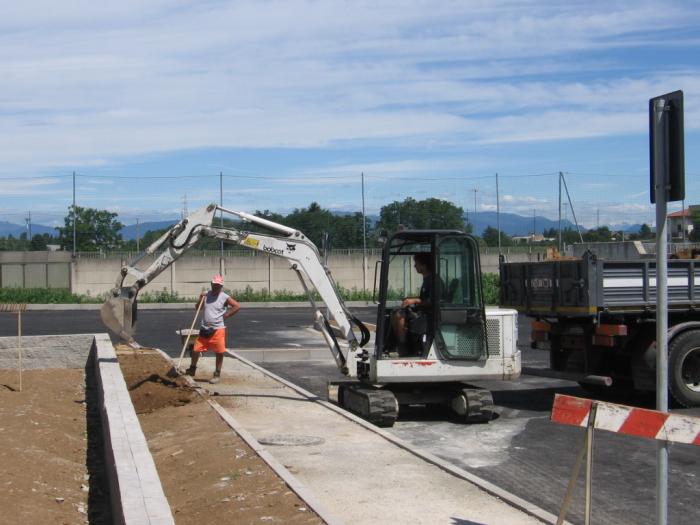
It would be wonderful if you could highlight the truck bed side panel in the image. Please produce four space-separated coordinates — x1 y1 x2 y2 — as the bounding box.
501 257 700 317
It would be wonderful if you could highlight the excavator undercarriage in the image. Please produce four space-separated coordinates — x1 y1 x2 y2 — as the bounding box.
335 382 495 427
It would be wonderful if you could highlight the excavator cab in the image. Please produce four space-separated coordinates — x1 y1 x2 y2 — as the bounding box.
375 231 487 361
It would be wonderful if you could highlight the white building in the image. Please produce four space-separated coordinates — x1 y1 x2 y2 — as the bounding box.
668 207 694 241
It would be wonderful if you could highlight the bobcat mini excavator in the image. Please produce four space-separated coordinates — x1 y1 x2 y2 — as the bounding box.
101 203 520 427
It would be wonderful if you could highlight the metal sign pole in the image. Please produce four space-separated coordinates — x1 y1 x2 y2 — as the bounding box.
652 97 669 525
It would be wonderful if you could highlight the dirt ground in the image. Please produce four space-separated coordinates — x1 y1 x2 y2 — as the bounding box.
117 348 324 525
0 368 92 524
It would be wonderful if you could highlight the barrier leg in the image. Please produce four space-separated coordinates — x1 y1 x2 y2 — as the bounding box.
585 403 597 525
557 402 597 525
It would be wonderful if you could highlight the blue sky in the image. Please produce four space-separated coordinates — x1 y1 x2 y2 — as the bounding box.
1 0 699 229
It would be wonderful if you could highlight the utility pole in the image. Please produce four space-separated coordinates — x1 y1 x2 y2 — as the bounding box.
136 218 140 252
72 171 76 256
220 172 224 275
25 211 32 242
361 172 367 293
530 208 535 255
495 173 501 254
472 187 478 217
558 172 562 252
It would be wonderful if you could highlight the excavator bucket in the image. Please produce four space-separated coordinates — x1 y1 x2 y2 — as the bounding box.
100 289 137 343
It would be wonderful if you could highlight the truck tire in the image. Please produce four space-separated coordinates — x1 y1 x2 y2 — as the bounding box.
669 330 700 407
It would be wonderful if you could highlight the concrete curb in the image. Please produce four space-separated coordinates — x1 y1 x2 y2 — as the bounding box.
94 334 175 525
152 348 344 525
230 350 569 525
23 301 375 311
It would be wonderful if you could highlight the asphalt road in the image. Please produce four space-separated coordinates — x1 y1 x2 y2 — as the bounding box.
1 306 699 525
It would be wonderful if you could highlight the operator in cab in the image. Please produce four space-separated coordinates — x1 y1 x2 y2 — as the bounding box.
390 252 433 357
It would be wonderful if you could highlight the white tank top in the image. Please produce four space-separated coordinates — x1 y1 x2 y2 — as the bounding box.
201 291 230 329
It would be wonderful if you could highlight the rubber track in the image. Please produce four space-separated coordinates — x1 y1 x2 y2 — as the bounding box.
463 388 495 423
346 387 398 428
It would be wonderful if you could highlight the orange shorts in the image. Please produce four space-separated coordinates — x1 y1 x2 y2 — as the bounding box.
194 328 226 354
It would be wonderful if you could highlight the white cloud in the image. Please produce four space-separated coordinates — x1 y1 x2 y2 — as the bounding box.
0 0 697 225
1 0 698 174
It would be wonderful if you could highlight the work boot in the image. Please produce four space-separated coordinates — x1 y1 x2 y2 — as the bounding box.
209 371 221 384
185 366 196 377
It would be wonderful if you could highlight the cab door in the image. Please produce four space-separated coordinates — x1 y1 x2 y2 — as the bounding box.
435 235 488 360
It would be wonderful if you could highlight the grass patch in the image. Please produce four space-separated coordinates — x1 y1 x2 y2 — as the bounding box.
0 274 500 305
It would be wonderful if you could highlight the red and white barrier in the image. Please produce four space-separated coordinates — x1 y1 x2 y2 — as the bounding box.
551 394 700 445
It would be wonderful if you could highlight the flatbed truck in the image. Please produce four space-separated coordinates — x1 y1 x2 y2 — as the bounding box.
500 251 700 406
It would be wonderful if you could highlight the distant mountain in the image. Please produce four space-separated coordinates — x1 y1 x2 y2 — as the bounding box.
609 223 644 234
0 221 58 238
0 212 649 242
120 220 178 241
0 219 177 240
465 211 580 237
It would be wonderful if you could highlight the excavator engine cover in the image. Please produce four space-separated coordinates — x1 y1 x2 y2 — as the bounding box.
100 288 137 341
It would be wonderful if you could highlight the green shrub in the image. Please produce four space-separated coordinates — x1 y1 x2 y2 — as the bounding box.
0 275 501 304
0 288 100 304
482 273 500 305
138 290 183 303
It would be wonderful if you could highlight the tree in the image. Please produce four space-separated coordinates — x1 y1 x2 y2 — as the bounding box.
57 205 124 252
638 223 653 240
281 202 336 248
628 223 654 241
689 209 700 242
583 226 613 243
0 234 29 251
30 233 53 250
481 226 512 247
377 198 465 233
121 227 171 252
331 212 371 249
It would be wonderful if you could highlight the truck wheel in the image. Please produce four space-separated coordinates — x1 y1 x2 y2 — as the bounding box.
669 330 700 407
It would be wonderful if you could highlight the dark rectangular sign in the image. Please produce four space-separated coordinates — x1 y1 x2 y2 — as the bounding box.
649 90 684 203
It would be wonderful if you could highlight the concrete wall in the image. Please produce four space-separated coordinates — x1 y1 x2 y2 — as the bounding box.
0 251 71 288
1 250 541 298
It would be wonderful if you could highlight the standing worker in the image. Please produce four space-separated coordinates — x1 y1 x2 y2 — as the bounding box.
186 275 240 384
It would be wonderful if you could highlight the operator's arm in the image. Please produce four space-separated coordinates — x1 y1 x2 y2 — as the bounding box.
224 297 241 319
196 292 206 310
401 297 422 308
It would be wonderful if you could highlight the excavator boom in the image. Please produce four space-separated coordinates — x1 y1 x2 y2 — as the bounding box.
100 203 368 374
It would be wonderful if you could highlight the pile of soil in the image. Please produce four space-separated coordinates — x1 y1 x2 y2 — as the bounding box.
118 348 324 525
0 369 93 524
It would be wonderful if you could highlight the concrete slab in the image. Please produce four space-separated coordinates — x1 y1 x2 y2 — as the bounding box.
189 352 552 525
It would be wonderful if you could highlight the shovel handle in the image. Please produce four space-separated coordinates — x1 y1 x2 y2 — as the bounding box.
176 295 205 370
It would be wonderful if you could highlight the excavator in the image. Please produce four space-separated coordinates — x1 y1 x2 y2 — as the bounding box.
101 203 520 427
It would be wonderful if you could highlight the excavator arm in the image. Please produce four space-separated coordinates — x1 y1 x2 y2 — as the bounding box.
100 203 369 375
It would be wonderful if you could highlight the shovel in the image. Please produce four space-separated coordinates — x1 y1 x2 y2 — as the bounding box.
169 295 205 377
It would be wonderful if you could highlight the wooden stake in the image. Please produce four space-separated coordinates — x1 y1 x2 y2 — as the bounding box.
18 310 22 392
176 294 205 371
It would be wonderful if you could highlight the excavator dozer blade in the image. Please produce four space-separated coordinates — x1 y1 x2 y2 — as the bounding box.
100 293 137 342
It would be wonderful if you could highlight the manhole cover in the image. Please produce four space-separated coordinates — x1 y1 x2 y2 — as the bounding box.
258 434 325 446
